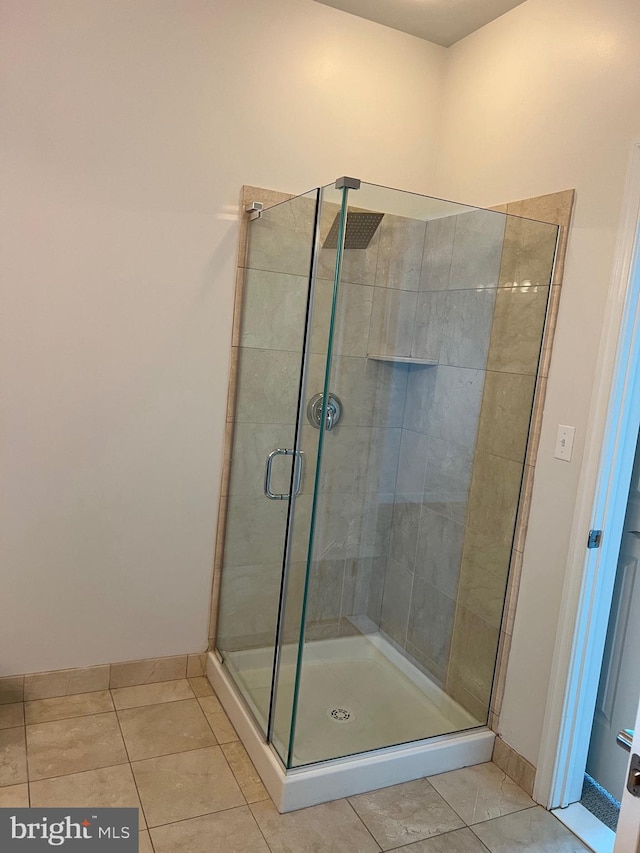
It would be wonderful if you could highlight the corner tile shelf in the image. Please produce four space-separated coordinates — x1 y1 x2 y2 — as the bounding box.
367 353 438 366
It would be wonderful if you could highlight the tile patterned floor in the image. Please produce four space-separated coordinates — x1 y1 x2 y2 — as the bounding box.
0 677 591 851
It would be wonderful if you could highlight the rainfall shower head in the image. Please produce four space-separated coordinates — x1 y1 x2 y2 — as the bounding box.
323 211 384 250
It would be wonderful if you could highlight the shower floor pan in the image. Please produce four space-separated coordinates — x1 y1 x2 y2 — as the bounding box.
207 633 494 811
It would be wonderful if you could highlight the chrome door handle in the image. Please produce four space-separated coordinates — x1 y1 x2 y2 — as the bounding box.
264 449 304 500
617 729 634 752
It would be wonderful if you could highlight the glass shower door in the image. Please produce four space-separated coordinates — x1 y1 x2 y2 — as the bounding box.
215 188 322 740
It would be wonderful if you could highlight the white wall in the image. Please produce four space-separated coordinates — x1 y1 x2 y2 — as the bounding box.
434 0 640 766
0 0 445 674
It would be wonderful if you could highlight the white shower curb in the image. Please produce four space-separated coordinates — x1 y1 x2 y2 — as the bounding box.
207 650 495 812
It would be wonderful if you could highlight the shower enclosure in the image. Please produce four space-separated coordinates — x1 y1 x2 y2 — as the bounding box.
212 178 558 806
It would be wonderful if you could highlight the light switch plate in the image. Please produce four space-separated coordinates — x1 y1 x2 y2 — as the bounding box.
555 424 575 461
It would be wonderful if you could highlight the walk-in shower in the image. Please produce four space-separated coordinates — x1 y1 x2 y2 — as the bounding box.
209 178 559 810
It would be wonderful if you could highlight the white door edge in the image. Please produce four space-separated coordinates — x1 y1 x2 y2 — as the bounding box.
535 140 640 809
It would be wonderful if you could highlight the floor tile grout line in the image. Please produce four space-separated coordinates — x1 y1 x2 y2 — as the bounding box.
110 702 153 840
344 797 383 851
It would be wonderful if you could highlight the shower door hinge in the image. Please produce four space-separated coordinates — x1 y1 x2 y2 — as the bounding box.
587 529 603 549
245 201 263 220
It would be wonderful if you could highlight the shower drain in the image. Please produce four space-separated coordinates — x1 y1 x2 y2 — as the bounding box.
326 707 354 723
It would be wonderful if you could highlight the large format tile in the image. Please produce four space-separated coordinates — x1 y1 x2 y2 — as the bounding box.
111 678 194 710
368 288 418 358
0 783 29 807
427 366 485 451
406 579 455 674
24 666 110 701
471 806 590 852
380 559 412 647
234 347 302 425
117 698 216 760
26 712 127 781
25 690 113 725
132 746 244 827
486 287 549 376
30 764 146 828
246 191 316 278
250 798 380 853
0 728 27 786
389 827 490 852
420 215 456 291
448 209 505 291
151 805 269 853
349 778 464 850
316 280 374 358
438 289 495 370
240 268 307 352
375 214 427 292
0 702 24 729
476 371 536 463
415 507 465 599
448 607 500 710
429 763 534 825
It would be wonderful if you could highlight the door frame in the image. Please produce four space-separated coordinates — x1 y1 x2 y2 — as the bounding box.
535 140 640 810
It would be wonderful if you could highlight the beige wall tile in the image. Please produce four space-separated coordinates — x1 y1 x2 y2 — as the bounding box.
109 656 187 689
187 654 206 679
506 189 574 287
499 216 557 289
238 186 293 266
466 452 523 548
246 192 317 279
476 371 536 463
0 727 27 786
502 550 524 638
0 676 24 705
239 268 308 352
446 677 489 723
24 666 110 701
448 605 499 710
486 286 550 375
491 737 537 798
457 557 508 629
0 702 24 730
111 679 194 710
490 631 512 718
25 690 113 725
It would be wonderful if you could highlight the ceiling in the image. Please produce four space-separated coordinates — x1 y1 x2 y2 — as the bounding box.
313 0 528 47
